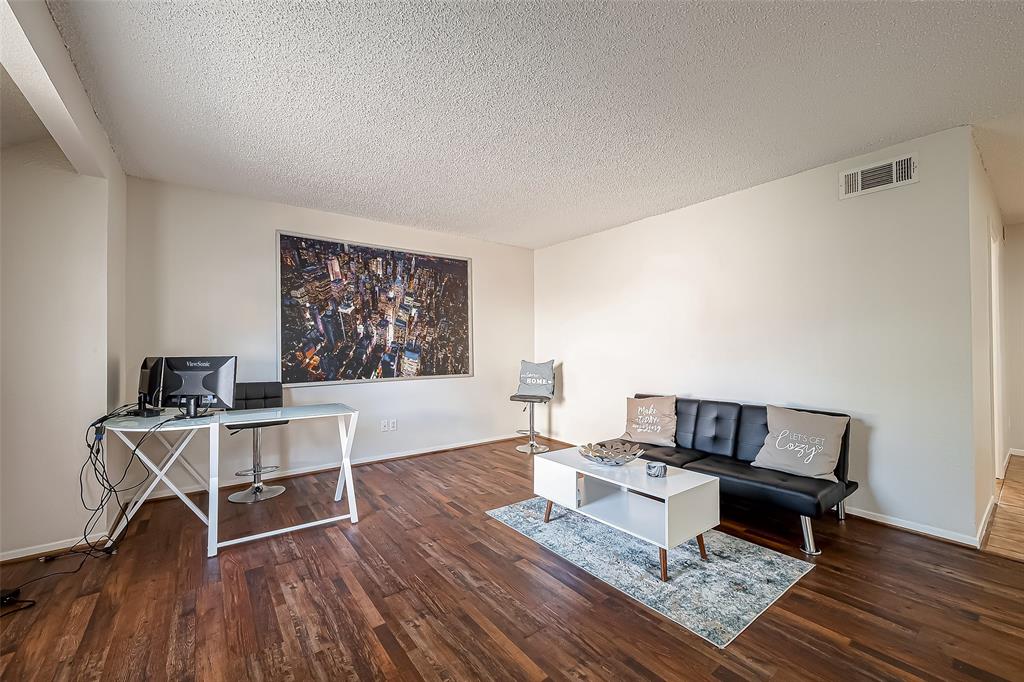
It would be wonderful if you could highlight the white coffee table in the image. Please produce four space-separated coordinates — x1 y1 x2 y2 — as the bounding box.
533 447 720 581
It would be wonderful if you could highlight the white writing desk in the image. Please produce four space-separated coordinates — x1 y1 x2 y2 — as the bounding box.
104 403 358 557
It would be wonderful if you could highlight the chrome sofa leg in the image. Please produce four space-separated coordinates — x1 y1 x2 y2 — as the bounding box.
800 516 821 556
836 500 846 522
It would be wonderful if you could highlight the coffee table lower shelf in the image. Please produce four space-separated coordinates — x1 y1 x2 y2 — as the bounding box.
542 498 709 581
533 449 720 582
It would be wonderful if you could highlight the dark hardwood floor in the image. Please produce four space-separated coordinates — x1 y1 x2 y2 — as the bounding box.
2 437 1023 681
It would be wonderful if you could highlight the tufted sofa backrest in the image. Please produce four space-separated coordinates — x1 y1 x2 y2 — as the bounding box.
633 393 852 481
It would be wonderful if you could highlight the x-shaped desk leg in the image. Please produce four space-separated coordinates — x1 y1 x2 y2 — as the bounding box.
107 428 208 547
155 432 209 491
334 412 359 522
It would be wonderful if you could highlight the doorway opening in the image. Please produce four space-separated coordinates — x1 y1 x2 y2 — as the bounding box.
982 221 1023 562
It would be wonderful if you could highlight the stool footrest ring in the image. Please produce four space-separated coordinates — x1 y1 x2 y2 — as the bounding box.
234 465 281 477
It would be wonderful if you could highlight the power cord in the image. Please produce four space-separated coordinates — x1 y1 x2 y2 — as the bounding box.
0 588 35 617
1 405 183 618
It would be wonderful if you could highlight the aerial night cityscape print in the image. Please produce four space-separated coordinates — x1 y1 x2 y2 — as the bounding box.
279 233 472 385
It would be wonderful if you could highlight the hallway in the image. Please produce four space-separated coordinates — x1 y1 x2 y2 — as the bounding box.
983 456 1024 562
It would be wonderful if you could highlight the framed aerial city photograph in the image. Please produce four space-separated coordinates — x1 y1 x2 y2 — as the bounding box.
277 231 472 386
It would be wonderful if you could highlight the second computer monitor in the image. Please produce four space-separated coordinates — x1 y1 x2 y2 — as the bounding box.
138 356 165 408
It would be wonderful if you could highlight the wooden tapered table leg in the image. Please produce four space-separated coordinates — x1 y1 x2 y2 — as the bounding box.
659 547 668 581
543 499 553 523
697 533 708 561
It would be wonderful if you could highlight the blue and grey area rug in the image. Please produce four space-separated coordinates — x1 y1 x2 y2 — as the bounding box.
487 496 812 648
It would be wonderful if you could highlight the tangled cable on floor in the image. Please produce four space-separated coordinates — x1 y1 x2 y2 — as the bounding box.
1 405 184 617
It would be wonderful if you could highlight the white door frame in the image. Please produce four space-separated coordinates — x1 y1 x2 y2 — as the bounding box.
990 221 1007 478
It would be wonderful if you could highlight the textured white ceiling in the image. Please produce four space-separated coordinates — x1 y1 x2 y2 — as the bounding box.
47 1 1024 248
1 65 50 149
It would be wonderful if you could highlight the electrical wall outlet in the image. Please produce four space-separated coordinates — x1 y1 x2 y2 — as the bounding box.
388 419 397 431
380 419 388 432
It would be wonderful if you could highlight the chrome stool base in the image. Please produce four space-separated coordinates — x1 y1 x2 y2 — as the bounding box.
511 398 550 455
228 427 286 504
228 484 286 504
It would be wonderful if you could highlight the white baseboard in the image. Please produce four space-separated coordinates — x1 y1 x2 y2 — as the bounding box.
1 532 107 562
845 506 983 548
997 449 1023 479
149 432 522 499
3 433 524 560
352 433 522 464
977 495 997 547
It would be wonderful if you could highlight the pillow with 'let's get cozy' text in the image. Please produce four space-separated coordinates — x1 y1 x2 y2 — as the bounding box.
751 405 849 481
622 396 677 447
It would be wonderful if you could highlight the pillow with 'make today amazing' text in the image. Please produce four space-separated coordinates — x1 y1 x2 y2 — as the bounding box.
621 396 677 447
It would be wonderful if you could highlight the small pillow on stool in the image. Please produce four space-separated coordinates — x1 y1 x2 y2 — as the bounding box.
517 360 555 397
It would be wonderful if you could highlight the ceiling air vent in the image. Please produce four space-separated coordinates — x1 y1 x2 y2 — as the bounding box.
839 154 917 199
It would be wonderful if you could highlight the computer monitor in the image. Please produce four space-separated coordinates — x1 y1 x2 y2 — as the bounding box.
131 356 165 417
161 356 237 418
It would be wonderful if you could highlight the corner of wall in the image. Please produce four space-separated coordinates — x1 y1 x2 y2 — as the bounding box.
106 170 127 410
1 0 132 553
966 127 1002 534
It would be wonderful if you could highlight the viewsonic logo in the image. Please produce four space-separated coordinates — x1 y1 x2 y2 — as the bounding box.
186 361 211 368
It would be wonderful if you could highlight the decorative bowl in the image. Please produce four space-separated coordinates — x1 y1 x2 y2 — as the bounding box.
578 441 645 466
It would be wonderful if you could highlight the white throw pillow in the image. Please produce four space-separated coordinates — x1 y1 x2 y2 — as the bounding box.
751 405 849 481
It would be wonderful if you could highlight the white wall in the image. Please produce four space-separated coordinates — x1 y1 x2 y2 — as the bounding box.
1 0 129 558
535 126 988 543
1 139 109 556
1003 223 1024 455
4 117 1004 556
124 178 533 490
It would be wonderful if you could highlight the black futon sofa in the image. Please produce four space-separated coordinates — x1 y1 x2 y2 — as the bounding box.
631 394 859 555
